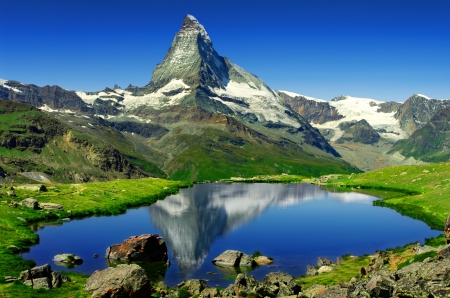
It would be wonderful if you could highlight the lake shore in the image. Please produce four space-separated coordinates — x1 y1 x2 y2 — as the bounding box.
1 166 448 297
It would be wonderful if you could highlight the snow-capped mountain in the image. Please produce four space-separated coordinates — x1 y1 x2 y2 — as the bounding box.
0 15 357 181
278 91 450 142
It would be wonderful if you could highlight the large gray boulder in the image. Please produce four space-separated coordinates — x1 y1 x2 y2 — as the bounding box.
212 250 256 267
84 264 151 298
18 264 70 290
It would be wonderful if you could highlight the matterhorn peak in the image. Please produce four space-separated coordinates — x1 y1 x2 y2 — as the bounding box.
180 14 211 43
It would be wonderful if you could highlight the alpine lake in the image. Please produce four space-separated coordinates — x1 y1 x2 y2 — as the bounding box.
21 183 441 288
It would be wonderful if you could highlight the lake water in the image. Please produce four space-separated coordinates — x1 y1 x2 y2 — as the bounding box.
21 183 441 287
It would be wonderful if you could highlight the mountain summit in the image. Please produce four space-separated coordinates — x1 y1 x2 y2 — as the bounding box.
144 14 228 92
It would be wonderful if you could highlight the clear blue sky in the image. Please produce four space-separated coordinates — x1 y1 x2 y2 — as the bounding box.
1 0 449 102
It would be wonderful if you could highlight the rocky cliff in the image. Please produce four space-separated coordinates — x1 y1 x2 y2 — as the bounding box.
277 91 344 124
336 119 381 145
395 94 450 135
390 108 450 162
0 100 148 183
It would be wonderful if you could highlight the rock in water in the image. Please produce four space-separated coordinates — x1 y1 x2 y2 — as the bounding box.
105 234 168 262
84 264 151 298
212 250 256 267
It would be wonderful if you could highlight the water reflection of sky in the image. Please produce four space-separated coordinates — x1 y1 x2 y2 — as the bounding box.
21 183 441 288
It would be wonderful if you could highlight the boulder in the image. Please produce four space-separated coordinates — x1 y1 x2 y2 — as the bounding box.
53 253 83 266
299 284 326 298
18 264 70 290
105 234 168 262
212 250 256 267
21 198 39 209
313 285 348 298
16 184 47 192
306 265 318 276
19 264 52 281
201 287 220 298
39 202 63 210
30 277 52 290
257 272 301 297
174 279 208 296
84 264 151 298
254 255 274 265
318 266 333 274
317 257 335 267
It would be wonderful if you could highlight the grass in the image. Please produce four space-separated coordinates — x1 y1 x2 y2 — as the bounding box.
297 255 370 289
0 177 191 297
325 161 450 230
166 130 358 182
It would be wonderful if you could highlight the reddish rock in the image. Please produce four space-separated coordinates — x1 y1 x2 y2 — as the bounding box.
105 234 168 262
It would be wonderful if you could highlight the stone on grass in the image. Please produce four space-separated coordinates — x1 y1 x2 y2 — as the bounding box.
39 202 63 210
84 264 151 298
21 198 39 209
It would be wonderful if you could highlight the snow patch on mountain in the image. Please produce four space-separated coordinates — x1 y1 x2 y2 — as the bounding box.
278 90 327 102
295 95 409 141
213 80 299 126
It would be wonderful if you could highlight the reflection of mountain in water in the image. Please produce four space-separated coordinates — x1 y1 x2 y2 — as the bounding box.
148 183 376 274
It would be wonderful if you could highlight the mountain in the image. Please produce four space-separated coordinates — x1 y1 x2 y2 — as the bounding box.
275 91 432 171
336 119 380 145
394 94 450 135
390 108 450 162
0 15 358 181
0 100 150 183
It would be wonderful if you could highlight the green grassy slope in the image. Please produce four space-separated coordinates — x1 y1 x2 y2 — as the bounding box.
326 162 450 229
0 100 161 182
164 127 358 182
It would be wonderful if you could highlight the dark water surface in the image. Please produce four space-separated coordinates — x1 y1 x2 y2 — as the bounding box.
21 183 441 287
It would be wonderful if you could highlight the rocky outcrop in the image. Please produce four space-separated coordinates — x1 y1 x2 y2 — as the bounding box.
376 101 402 113
219 272 301 298
336 119 380 144
212 250 256 267
394 94 450 134
105 234 168 262
0 80 93 113
390 108 450 162
173 279 209 297
84 264 152 298
277 91 344 124
18 264 70 290
97 118 169 139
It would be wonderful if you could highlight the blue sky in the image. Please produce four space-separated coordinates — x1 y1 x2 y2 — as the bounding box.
1 0 449 102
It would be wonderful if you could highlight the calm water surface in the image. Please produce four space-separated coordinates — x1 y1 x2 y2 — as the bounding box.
22 183 441 287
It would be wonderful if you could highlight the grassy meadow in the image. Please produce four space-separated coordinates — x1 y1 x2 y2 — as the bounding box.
324 161 450 230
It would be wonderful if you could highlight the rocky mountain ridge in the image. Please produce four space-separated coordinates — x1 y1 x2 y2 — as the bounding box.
0 100 149 183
